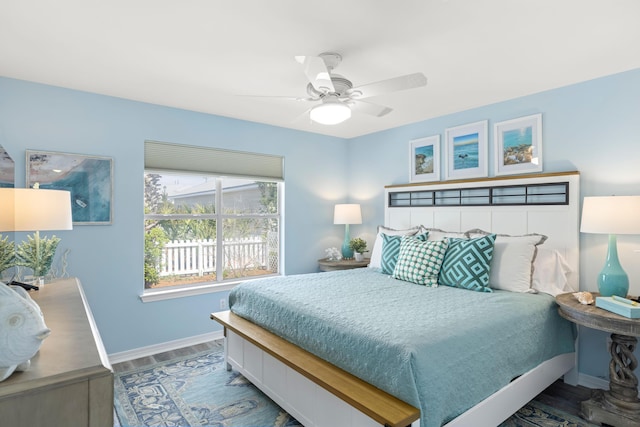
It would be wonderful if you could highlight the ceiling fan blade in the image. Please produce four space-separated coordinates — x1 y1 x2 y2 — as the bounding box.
349 100 393 117
348 72 427 99
295 55 335 93
293 106 314 124
238 94 315 102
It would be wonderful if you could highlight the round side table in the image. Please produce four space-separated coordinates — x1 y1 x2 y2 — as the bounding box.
556 292 640 427
317 258 369 272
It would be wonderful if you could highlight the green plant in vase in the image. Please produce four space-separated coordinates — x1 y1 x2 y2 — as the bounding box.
349 237 368 261
15 232 61 284
0 235 15 277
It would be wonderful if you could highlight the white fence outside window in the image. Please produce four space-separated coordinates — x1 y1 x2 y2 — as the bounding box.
159 233 278 277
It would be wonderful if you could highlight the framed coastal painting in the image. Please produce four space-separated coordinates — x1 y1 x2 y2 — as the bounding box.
493 113 542 176
26 150 113 225
409 135 440 183
444 120 488 180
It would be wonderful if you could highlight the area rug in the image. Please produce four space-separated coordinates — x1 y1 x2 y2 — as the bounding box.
114 349 301 427
114 347 595 427
498 400 597 427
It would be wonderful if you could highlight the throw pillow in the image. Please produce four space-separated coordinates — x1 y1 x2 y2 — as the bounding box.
421 227 468 242
531 248 574 296
392 236 448 286
439 234 496 292
369 225 421 269
467 229 547 292
381 232 429 275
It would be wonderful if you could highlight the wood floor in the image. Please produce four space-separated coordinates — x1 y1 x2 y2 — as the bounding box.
112 340 596 425
535 379 594 418
111 340 222 374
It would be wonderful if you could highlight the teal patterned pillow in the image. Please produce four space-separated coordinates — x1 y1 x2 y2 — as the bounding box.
392 236 448 286
381 232 428 275
439 234 496 292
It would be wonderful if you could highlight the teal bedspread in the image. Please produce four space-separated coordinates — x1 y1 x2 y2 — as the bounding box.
229 269 575 427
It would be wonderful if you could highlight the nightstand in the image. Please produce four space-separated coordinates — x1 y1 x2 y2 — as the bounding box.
556 292 640 427
317 258 369 272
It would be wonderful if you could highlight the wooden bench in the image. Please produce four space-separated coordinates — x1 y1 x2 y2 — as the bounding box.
211 310 420 427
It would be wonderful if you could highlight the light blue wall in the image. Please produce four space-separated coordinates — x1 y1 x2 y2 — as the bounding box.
1 68 639 381
0 77 348 354
347 67 640 382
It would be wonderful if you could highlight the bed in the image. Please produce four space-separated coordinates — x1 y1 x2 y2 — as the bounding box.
211 171 580 427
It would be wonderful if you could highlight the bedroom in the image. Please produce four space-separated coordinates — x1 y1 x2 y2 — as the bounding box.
1 1 640 426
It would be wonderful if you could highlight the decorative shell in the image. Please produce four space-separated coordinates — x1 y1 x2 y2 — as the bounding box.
0 284 51 382
573 291 595 305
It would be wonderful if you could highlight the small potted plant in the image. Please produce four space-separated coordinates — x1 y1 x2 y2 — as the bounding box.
0 235 15 278
15 233 61 285
349 237 368 261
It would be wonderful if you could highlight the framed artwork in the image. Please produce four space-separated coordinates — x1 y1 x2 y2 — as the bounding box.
493 113 542 176
409 135 440 183
444 120 488 180
26 150 113 225
0 145 15 188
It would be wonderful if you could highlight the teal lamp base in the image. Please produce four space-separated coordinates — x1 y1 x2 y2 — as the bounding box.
598 234 629 298
341 224 353 259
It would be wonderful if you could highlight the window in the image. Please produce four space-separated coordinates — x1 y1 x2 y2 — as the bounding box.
143 141 283 293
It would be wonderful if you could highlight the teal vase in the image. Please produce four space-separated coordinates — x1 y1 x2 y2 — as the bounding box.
598 234 629 298
341 224 353 259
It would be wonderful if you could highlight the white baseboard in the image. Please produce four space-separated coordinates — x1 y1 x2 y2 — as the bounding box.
577 373 608 391
108 330 224 364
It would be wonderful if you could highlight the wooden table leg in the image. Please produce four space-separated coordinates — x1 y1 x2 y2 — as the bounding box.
581 334 640 427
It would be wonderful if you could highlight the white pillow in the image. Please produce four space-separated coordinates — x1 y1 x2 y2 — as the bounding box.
468 229 547 292
369 225 420 269
421 227 468 241
532 248 574 296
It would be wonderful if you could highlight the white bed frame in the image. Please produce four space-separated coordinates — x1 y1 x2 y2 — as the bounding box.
212 171 580 427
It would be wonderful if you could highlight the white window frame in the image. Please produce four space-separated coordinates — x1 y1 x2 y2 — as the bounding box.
141 141 284 303
142 177 283 302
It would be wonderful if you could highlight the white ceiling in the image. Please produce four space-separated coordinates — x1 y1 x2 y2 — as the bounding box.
1 0 639 139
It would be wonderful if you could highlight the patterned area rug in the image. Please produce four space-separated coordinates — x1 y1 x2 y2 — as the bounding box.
499 400 597 427
114 349 301 427
114 347 595 427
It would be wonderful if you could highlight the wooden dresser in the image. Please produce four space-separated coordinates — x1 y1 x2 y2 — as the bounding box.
0 278 113 427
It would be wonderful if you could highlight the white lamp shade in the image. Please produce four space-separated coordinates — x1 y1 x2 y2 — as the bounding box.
334 204 362 225
580 196 640 235
310 98 351 125
0 188 73 232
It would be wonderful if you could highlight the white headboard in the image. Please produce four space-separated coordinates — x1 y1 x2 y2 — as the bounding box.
384 171 580 290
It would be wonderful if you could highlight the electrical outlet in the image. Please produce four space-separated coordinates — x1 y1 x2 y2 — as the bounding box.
220 298 228 310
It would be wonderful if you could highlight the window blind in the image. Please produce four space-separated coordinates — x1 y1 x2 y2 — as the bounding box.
144 140 284 181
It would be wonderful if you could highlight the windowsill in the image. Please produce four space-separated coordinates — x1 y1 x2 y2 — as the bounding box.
139 274 280 303
140 281 240 303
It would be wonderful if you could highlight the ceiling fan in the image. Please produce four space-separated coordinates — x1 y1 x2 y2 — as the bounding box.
280 52 427 125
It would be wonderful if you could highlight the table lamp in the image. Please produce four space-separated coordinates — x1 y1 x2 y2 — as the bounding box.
334 204 362 259
0 188 73 283
580 196 640 297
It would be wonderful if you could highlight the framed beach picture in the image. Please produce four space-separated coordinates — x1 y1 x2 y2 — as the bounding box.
493 113 542 176
26 150 113 225
444 120 488 180
409 135 440 183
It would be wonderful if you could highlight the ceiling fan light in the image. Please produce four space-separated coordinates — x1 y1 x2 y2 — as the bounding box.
310 100 351 125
